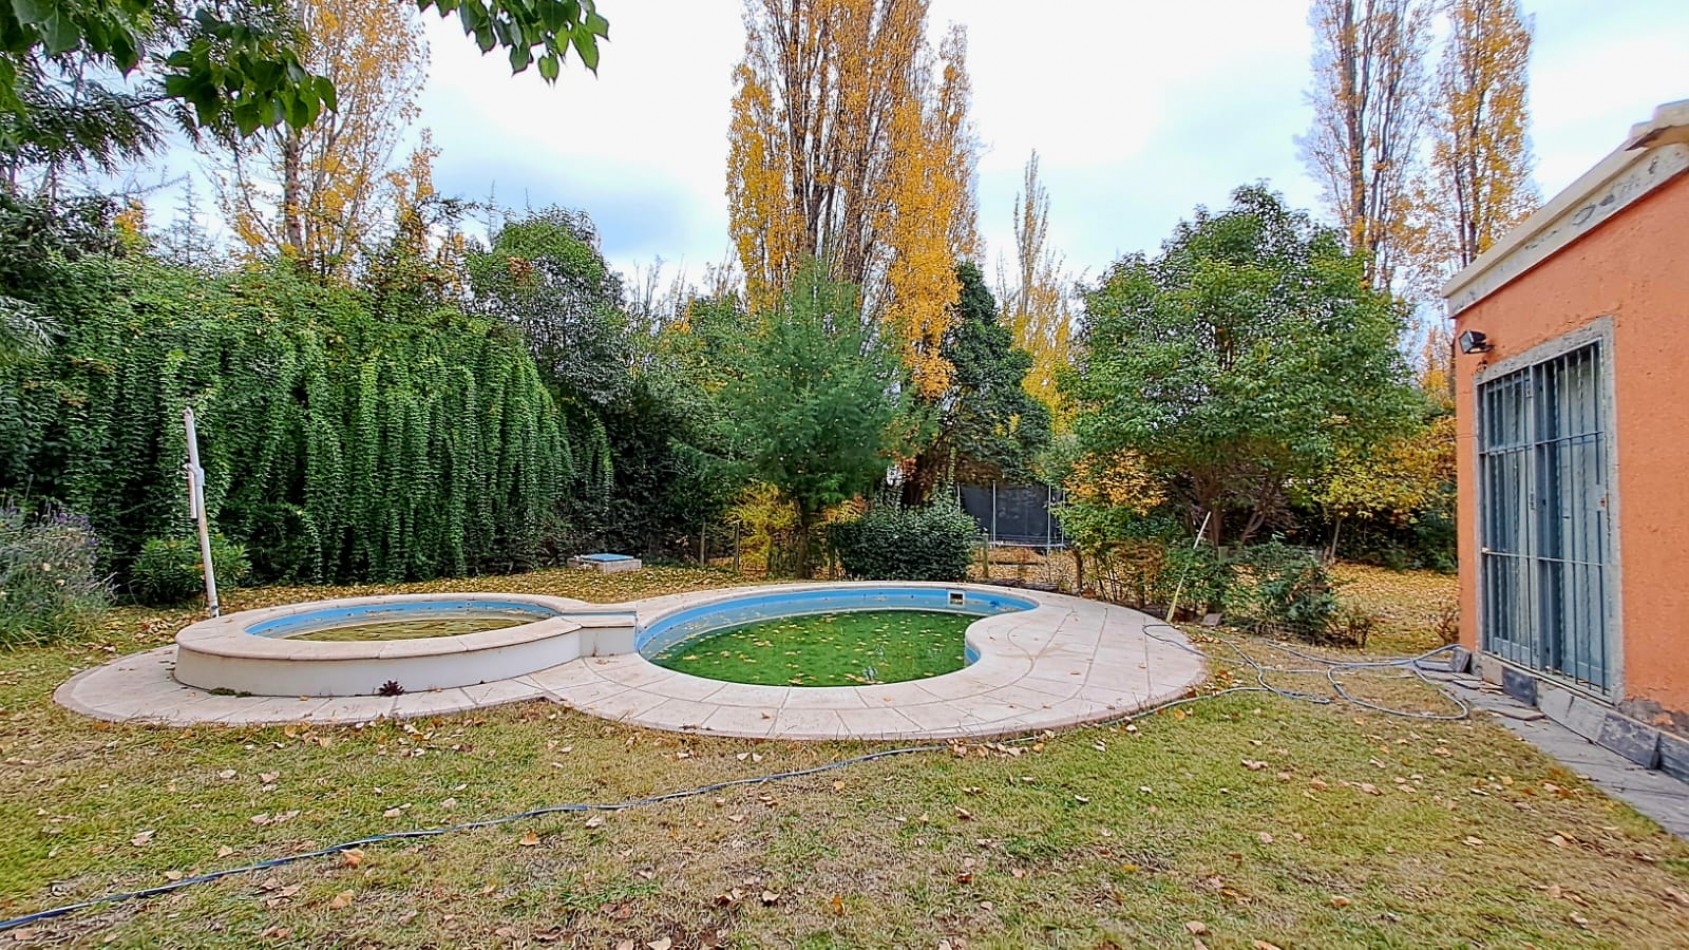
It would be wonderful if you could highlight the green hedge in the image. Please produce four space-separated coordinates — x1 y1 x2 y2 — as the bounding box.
0 257 574 584
829 499 979 582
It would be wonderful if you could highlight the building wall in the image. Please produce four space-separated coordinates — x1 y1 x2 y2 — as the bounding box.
1454 169 1689 733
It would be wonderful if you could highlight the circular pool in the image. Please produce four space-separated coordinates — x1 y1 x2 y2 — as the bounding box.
173 593 637 698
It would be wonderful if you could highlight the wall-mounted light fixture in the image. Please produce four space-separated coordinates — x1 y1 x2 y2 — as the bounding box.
1458 329 1493 354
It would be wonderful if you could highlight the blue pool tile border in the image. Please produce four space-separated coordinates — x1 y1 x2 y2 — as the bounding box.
247 600 562 638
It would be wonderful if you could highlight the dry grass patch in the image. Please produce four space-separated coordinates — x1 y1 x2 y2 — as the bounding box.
2 565 1686 948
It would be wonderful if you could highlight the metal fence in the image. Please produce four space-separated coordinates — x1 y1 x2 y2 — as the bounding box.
958 482 1066 550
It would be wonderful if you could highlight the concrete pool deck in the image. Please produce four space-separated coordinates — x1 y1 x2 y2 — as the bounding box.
55 584 1207 740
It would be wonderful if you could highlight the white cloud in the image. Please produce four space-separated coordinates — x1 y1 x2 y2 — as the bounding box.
135 0 1689 292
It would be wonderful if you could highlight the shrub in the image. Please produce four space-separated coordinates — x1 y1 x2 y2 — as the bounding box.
830 498 979 582
0 501 111 646
130 535 250 607
1224 541 1338 640
1089 540 1230 619
1326 604 1379 649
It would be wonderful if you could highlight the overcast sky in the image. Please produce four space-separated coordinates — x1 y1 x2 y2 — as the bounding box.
167 1 1689 291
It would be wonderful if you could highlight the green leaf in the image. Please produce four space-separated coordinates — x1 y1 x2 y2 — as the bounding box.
537 53 559 82
9 0 53 27
41 12 81 55
570 25 598 72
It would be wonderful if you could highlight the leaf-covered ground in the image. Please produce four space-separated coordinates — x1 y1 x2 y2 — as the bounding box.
2 564 1686 948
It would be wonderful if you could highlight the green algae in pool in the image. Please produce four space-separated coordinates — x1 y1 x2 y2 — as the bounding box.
295 617 524 642
650 610 974 686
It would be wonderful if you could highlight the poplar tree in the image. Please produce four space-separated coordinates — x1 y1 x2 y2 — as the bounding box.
217 0 429 282
726 0 979 398
1416 0 1538 284
1000 150 1073 428
1300 0 1432 294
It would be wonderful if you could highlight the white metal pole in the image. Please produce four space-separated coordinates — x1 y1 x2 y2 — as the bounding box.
183 408 220 618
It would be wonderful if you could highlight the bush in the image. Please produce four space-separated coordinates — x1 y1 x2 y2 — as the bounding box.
830 498 979 582
1088 540 1230 619
130 535 250 607
0 501 111 646
1326 604 1379 649
1225 541 1338 640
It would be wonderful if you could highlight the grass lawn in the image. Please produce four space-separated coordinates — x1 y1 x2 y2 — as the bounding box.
3 565 1688 947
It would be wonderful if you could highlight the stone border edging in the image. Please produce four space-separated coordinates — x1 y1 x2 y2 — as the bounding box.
57 583 1207 741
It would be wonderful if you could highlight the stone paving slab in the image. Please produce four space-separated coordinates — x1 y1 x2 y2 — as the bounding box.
1434 675 1689 839
56 584 1207 740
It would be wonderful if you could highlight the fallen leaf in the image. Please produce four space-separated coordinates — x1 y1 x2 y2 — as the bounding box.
648 939 673 950
216 845 236 858
341 848 365 868
328 889 354 910
760 890 780 905
130 830 154 847
1330 896 1352 908
585 815 605 829
163 870 183 881
830 894 844 915
518 831 540 847
259 772 279 783
1253 942 1283 950
1257 832 1274 845
1464 836 1485 847
1184 921 1209 935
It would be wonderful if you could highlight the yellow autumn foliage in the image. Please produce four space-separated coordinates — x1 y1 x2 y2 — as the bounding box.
218 0 428 282
1064 450 1165 516
727 0 978 398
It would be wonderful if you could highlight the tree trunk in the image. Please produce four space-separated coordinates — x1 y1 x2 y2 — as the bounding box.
794 508 817 579
281 130 306 264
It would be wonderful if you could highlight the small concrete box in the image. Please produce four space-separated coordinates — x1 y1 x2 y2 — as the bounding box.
569 553 642 574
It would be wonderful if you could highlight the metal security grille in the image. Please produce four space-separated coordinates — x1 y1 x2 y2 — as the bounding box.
1478 341 1612 693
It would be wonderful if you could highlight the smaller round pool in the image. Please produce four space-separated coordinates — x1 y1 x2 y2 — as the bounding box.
173 593 632 698
246 600 562 642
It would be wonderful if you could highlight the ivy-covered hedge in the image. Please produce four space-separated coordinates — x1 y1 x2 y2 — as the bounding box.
829 499 979 582
0 257 575 584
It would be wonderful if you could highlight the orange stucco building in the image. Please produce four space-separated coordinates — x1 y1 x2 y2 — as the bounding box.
1443 100 1689 778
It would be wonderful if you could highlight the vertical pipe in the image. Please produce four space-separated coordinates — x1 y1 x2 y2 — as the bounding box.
183 408 220 618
